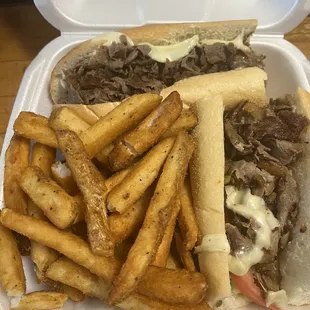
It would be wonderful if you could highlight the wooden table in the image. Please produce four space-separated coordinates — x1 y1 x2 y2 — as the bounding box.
0 4 309 151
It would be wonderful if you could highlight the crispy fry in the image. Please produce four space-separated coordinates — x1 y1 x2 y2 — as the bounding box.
10 291 68 310
161 109 198 139
46 257 111 301
20 166 78 229
175 231 196 272
4 135 30 214
178 179 198 250
0 223 25 296
13 112 58 148
96 143 115 167
108 91 182 171
49 106 90 135
107 137 175 214
138 266 206 305
56 130 114 257
110 193 151 243
152 199 181 267
31 143 55 176
88 101 120 117
104 167 133 193
80 93 162 157
0 209 120 281
108 132 195 304
51 161 78 195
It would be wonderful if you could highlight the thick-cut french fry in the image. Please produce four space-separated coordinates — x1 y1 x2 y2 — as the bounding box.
110 193 150 243
87 101 120 118
45 279 85 302
108 132 195 305
138 266 206 305
80 93 162 157
174 231 196 272
0 223 25 296
30 143 56 176
4 135 30 214
104 167 133 194
152 199 181 267
51 161 78 195
46 257 111 301
20 166 78 229
10 291 68 310
0 209 120 281
161 109 198 139
96 143 114 167
49 106 90 135
107 137 175 214
178 179 198 250
56 130 114 257
108 91 182 171
13 112 58 148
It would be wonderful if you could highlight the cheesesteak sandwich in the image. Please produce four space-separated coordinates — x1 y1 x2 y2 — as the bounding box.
50 20 265 105
189 88 310 309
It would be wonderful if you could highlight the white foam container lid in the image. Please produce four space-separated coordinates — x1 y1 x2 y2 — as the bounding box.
1 0 310 309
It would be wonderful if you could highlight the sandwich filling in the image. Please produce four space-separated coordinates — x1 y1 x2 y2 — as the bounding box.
58 35 264 104
224 97 309 298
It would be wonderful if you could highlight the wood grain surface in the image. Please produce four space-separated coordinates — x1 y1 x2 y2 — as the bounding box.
0 3 309 151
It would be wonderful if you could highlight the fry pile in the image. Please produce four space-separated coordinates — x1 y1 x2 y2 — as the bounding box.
0 92 208 310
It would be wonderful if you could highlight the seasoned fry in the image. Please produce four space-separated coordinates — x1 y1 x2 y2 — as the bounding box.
138 266 206 305
175 231 196 272
13 112 58 148
161 109 198 139
4 135 30 214
51 161 78 195
31 143 55 176
104 167 133 193
80 93 162 157
178 179 198 250
109 91 182 171
0 209 120 281
107 137 175 214
10 291 68 310
49 106 90 135
108 132 195 305
46 257 111 301
56 130 114 257
96 143 115 167
110 193 150 243
87 101 120 117
152 199 181 267
0 223 25 296
20 166 78 229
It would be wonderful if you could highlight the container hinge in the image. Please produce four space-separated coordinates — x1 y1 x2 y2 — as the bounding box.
252 33 284 39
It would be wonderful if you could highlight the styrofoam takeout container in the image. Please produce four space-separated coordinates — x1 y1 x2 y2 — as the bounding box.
0 0 310 309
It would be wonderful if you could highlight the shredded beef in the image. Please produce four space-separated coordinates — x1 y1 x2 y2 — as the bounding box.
226 223 253 255
225 96 309 291
60 36 265 104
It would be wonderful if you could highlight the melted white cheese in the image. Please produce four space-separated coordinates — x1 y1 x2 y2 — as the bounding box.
225 186 279 276
266 290 288 310
195 234 230 254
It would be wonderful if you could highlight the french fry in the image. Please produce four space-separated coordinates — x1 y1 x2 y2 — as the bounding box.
0 209 121 281
51 161 78 195
13 112 58 148
96 143 115 167
87 101 120 118
108 132 195 305
20 166 79 229
30 143 56 175
0 223 25 296
174 231 196 272
4 135 30 214
138 266 206 305
107 137 175 214
104 167 133 193
56 130 114 257
49 106 90 135
46 257 111 301
161 109 198 139
10 291 68 310
108 91 182 171
178 179 198 250
80 93 162 157
110 193 150 243
152 199 181 267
